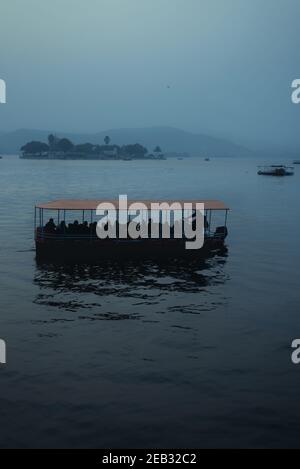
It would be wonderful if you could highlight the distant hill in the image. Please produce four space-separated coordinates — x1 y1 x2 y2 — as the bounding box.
0 126 251 157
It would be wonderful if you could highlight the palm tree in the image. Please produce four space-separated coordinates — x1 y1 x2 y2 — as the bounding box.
104 136 111 145
48 134 56 150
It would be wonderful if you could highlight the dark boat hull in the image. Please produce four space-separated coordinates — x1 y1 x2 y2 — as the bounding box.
257 170 294 176
35 237 226 261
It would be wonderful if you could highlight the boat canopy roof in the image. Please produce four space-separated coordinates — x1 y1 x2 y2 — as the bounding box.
36 199 229 211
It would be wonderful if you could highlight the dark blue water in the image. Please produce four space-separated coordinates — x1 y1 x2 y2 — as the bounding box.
0 155 300 448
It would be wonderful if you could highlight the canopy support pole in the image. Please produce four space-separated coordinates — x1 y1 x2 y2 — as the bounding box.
90 210 93 241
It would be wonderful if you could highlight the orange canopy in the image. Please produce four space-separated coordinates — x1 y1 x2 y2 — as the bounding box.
36 199 229 211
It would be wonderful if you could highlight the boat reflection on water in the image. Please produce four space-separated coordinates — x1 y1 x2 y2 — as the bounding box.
33 248 229 322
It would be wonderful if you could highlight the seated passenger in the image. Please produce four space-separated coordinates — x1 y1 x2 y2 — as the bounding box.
82 221 89 235
67 223 73 234
45 218 56 233
73 220 79 233
56 221 66 235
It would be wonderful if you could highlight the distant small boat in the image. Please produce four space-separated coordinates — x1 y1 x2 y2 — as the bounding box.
0 156 3 159
293 160 300 164
258 165 294 176
204 157 210 161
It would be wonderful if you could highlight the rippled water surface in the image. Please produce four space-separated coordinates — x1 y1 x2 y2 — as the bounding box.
0 155 300 448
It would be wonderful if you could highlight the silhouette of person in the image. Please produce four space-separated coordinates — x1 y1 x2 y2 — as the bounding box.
45 218 56 233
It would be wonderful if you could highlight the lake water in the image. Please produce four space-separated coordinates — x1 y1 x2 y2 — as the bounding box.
0 155 300 448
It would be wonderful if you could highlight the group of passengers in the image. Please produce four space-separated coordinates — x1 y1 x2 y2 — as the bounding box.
43 218 98 236
41 215 210 238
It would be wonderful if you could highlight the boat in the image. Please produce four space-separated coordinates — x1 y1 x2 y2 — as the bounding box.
257 165 294 176
34 199 229 260
204 157 210 161
293 160 300 164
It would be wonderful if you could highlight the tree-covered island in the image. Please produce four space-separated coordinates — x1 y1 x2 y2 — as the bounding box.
20 135 166 160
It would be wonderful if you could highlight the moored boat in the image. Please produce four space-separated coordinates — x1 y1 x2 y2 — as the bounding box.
257 165 294 176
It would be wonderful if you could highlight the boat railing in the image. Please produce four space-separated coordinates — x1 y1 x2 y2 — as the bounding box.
36 232 99 240
35 228 217 241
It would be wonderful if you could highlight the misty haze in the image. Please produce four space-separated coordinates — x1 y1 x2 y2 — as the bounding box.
1 0 300 156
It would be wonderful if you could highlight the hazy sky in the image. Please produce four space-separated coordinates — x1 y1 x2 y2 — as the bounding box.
1 0 300 148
